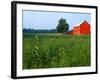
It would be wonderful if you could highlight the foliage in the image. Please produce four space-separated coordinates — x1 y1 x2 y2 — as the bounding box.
56 18 69 34
23 28 57 33
23 33 91 69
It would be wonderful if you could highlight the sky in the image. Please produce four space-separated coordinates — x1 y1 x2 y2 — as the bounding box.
23 10 91 31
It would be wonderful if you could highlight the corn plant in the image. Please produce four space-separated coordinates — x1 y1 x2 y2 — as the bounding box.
57 47 66 66
31 35 41 68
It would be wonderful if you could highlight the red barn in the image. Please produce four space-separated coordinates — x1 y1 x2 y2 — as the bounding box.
67 21 90 35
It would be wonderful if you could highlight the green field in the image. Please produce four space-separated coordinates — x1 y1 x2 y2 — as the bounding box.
23 33 91 69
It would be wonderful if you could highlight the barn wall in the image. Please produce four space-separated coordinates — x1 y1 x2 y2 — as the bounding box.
73 26 80 35
67 21 91 35
80 21 91 35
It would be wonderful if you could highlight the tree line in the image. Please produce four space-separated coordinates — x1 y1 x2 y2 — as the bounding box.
23 28 57 33
23 18 69 34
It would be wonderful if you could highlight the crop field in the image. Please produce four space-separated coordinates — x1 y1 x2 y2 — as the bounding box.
23 33 91 69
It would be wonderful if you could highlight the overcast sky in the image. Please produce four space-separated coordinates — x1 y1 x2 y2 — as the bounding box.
23 10 91 31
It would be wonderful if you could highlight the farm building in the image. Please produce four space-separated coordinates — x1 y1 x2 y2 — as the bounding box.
67 21 91 35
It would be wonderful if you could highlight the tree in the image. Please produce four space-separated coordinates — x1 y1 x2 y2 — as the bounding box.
56 18 69 34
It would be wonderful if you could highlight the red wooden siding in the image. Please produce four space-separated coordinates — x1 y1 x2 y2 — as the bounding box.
67 21 90 35
73 26 80 35
80 21 90 35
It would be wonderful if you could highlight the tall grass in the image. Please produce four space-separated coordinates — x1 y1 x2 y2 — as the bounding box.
23 33 91 69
